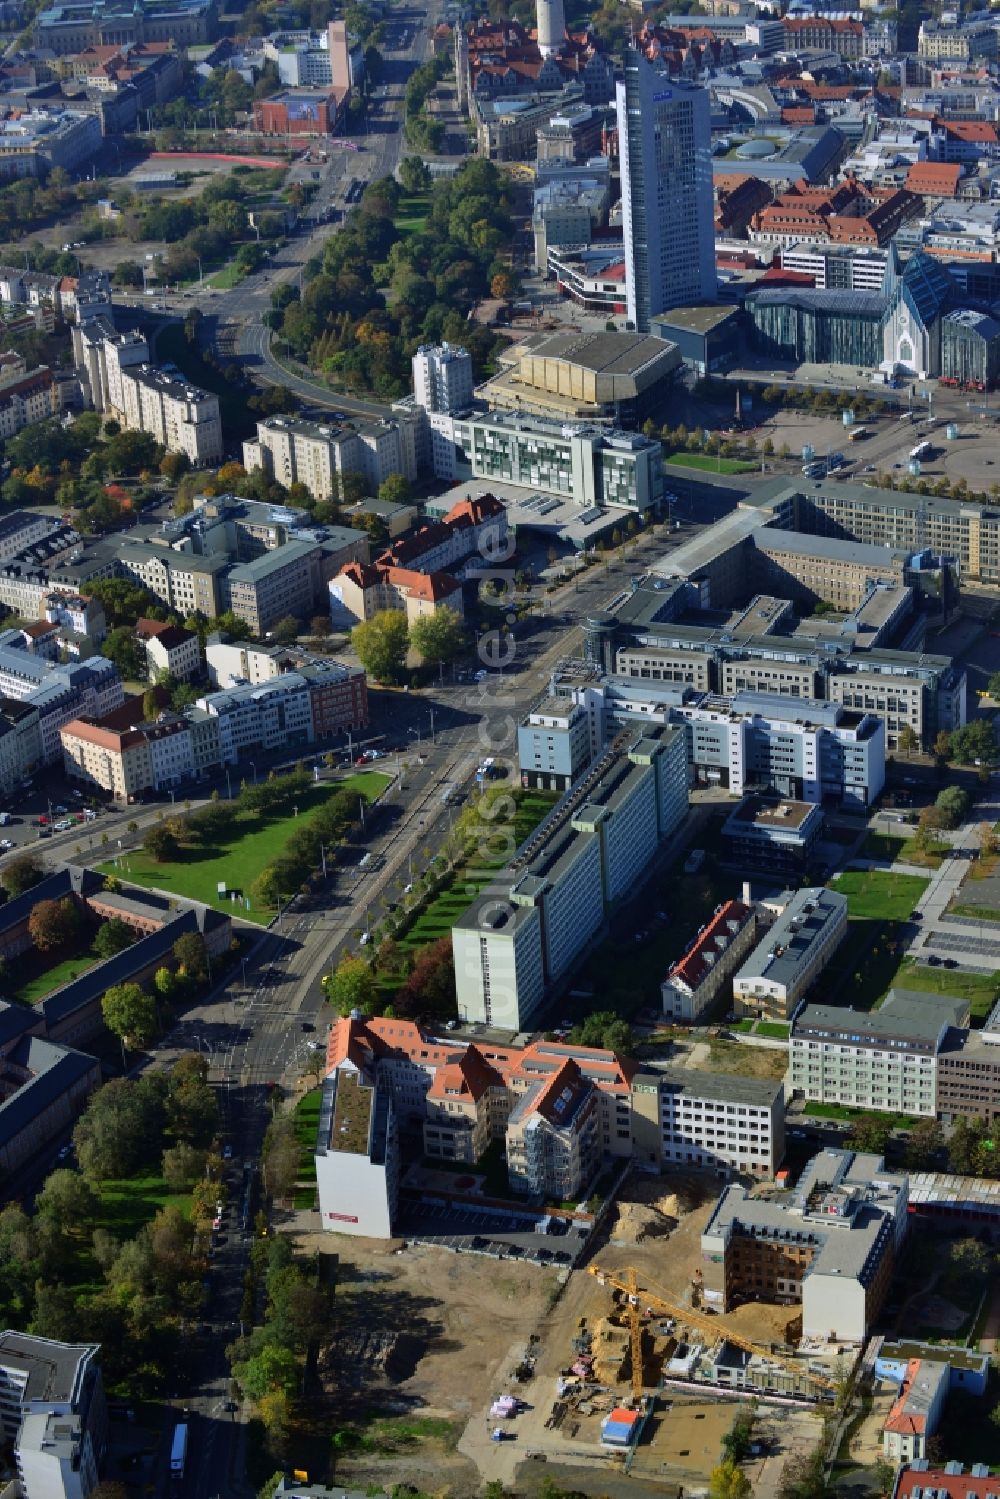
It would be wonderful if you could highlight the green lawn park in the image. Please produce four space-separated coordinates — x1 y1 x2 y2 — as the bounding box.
98 772 389 924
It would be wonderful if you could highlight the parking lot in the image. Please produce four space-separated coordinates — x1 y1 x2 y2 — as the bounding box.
397 1198 589 1267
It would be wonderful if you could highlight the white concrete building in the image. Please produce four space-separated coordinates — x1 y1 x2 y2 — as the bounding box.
789 990 969 1118
205 637 291 688
196 675 315 761
71 318 149 412
453 727 688 1029
315 1063 400 1238
0 1331 107 1499
616 48 716 331
118 365 222 466
631 1066 785 1178
733 886 849 1020
412 342 474 414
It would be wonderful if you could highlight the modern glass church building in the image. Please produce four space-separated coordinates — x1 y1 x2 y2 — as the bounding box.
745 248 1000 386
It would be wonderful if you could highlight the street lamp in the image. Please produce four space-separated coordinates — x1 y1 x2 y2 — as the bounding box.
247 759 257 785
407 726 421 753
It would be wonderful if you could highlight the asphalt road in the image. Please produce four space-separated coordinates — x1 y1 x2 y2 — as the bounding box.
220 2 440 416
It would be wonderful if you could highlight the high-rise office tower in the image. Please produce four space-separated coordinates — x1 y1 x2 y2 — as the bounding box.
616 48 716 332
536 0 566 57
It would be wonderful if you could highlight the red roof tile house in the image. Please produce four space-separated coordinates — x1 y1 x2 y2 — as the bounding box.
330 560 464 626
661 900 757 1022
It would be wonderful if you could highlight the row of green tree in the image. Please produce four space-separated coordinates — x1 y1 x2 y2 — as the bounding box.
138 769 370 909
230 1233 336 1461
271 157 515 400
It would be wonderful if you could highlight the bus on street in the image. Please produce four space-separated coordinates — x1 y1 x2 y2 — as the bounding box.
170 1424 188 1480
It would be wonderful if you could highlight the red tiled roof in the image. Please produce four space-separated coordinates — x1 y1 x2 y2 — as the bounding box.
939 118 998 142
905 160 961 193
666 900 754 993
427 1045 504 1102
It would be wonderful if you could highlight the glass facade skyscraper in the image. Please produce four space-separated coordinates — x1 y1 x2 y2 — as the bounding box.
616 48 716 332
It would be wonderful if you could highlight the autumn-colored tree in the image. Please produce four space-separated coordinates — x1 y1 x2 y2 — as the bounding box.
28 897 82 953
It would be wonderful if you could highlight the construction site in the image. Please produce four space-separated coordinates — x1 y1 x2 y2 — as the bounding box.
458 1174 844 1493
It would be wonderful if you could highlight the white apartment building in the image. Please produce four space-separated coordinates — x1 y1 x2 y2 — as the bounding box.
733 886 848 1020
631 1067 785 1178
0 640 123 763
789 990 969 1117
0 365 61 439
661 899 758 1022
243 412 420 500
118 365 222 466
135 620 200 681
71 319 149 413
453 727 688 1028
196 674 314 760
0 700 42 798
205 637 291 688
616 48 716 331
412 342 474 414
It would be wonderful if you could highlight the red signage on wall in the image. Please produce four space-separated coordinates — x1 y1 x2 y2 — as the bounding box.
327 1211 359 1223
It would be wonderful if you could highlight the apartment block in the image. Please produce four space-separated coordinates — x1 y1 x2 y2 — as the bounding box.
412 342 474 414
632 1067 784 1178
71 319 149 412
204 637 295 688
790 990 969 1118
453 727 688 1029
117 540 228 618
506 1056 601 1200
324 1019 636 1208
135 618 200 681
118 365 222 466
701 1149 908 1343
0 1331 108 1499
661 899 758 1022
196 664 367 762
60 713 193 798
243 412 421 498
721 795 824 876
0 699 42 798
0 641 122 764
733 886 848 1020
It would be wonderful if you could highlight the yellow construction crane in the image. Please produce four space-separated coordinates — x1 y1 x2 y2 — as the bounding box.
587 1263 837 1401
